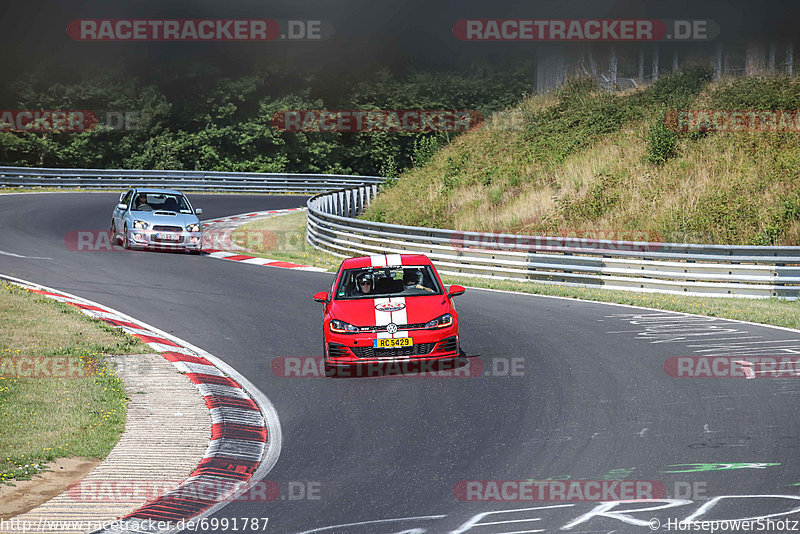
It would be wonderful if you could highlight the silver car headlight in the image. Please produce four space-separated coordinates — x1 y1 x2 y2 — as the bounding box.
425 314 453 329
132 220 149 230
186 223 200 232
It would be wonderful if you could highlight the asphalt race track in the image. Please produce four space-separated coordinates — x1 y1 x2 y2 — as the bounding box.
2 193 800 534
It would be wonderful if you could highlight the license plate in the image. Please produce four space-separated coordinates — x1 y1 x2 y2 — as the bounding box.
373 338 413 349
157 233 179 241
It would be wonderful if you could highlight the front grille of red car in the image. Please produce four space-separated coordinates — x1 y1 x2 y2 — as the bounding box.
350 342 436 359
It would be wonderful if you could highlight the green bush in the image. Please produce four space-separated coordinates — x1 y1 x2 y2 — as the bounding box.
643 65 713 109
647 110 679 164
708 76 800 110
411 135 443 168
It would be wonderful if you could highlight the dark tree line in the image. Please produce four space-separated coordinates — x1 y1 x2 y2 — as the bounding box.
0 62 534 176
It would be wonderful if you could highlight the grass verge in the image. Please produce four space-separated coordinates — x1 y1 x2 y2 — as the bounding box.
361 71 800 246
228 211 342 270
0 281 146 485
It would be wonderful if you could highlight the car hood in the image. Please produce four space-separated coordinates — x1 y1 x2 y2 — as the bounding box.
330 294 452 327
129 211 200 227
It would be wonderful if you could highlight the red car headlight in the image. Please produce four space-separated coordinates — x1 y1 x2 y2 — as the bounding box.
425 313 453 329
330 319 359 334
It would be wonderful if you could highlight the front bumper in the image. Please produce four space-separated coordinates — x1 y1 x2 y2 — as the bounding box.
324 328 460 366
128 229 203 251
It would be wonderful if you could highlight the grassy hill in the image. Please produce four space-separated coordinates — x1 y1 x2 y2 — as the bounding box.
361 68 800 246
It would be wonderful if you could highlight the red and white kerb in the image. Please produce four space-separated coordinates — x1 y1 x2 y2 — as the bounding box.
1 278 271 532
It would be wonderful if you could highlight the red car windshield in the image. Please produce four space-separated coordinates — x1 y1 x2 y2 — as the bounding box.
334 265 442 300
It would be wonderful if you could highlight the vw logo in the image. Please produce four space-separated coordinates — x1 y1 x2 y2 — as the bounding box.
375 302 406 312
386 323 398 334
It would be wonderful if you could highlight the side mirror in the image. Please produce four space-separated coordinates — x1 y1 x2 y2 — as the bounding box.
118 192 126 202
195 208 203 215
447 285 466 298
313 291 329 303
116 203 127 210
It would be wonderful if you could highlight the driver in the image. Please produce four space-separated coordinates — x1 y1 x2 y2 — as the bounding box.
134 193 152 211
351 272 374 296
403 269 433 292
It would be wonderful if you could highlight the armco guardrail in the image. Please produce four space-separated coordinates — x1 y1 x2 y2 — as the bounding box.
4 166 798 298
0 166 383 194
307 185 800 299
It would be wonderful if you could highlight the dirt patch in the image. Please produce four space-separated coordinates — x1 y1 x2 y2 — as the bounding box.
0 457 102 519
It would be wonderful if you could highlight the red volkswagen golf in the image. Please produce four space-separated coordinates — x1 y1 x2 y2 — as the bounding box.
313 254 465 376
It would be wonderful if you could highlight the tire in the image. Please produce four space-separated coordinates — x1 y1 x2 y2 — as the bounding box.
122 225 130 250
109 221 117 245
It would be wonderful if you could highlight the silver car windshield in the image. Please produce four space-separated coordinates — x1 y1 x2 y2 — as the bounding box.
132 193 192 213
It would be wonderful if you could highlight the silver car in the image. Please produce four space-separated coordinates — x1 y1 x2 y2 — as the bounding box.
110 188 203 253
